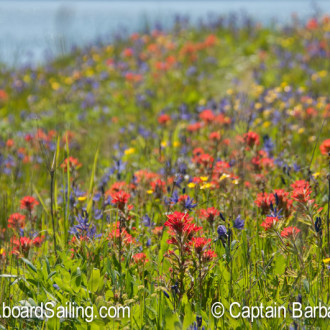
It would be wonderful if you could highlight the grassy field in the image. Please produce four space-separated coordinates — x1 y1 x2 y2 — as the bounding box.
0 13 329 329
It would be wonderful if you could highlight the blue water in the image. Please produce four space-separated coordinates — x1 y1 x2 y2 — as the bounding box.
0 1 329 66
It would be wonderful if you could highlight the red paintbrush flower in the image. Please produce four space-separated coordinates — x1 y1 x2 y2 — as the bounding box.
20 196 39 212
254 193 275 214
191 237 211 254
199 109 215 123
291 180 310 190
158 114 171 125
165 211 201 239
320 139 330 155
108 223 134 245
281 226 300 239
8 213 26 229
187 122 202 132
165 212 193 235
244 131 260 147
291 186 312 204
273 189 293 215
261 216 279 231
199 207 219 225
61 156 82 172
111 190 131 210
132 252 148 265
32 236 44 247
209 131 221 141
203 249 217 262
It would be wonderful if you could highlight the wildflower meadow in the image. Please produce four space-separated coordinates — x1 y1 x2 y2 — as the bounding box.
0 10 329 330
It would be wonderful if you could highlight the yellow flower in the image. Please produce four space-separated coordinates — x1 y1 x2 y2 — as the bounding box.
124 148 135 155
65 77 73 85
219 173 230 181
200 183 211 190
161 141 167 148
93 54 100 62
86 69 94 77
0 248 4 255
312 172 320 178
323 258 330 264
232 179 239 185
255 102 262 110
147 190 153 195
51 82 60 90
173 141 180 148
318 70 327 78
78 196 87 202
298 128 305 134
187 182 196 188
200 176 208 182
23 75 31 83
263 121 271 128
254 118 262 125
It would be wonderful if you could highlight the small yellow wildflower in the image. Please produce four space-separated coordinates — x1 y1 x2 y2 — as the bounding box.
161 141 167 148
263 121 271 128
200 183 211 190
219 173 230 181
298 128 305 134
51 82 60 90
124 148 135 156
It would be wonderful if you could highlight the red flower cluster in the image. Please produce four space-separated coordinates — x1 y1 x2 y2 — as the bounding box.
261 216 279 231
191 237 211 254
20 196 39 212
244 131 260 147
164 211 202 252
132 252 148 265
158 114 171 125
111 190 131 210
254 192 275 214
108 223 134 246
11 236 43 255
290 180 313 206
273 189 293 216
199 207 219 226
61 156 82 172
8 213 26 229
281 226 300 239
320 139 330 155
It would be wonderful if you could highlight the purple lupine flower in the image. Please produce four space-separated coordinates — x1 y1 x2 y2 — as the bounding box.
142 214 154 227
233 215 245 230
217 225 227 237
183 196 197 211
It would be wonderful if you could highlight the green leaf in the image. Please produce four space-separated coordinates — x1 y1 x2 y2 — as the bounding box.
182 299 194 329
303 279 310 293
274 253 286 276
47 271 57 281
21 258 37 273
87 148 99 215
89 268 101 293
